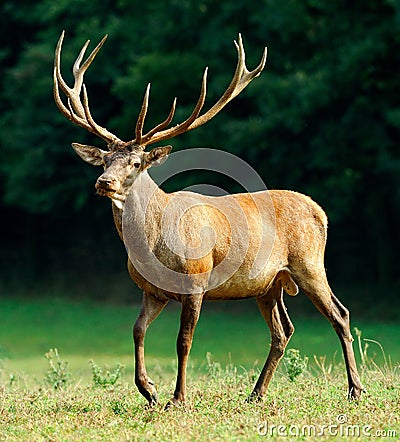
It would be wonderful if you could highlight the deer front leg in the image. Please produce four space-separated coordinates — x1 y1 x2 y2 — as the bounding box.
248 286 294 401
133 292 168 406
166 294 203 408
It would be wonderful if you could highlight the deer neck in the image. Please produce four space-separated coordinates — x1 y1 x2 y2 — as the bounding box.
111 170 168 240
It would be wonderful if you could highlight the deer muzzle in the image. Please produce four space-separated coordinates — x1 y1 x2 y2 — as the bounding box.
95 175 120 197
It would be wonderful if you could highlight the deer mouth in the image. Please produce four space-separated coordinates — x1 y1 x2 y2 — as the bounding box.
96 187 116 198
95 178 121 198
95 181 120 198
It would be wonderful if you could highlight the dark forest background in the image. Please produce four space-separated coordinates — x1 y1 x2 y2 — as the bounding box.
0 0 399 316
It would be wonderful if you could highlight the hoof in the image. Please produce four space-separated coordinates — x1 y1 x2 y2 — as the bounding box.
136 378 159 406
245 391 263 403
348 385 366 401
164 397 184 410
146 391 159 407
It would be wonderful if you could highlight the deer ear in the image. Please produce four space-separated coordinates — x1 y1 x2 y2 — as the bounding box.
144 145 172 168
71 143 107 166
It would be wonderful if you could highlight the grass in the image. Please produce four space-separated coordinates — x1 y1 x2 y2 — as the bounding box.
0 296 398 374
1 355 398 441
0 296 399 440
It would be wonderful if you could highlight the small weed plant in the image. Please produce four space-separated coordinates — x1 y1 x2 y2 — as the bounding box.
44 348 71 390
90 359 125 389
284 348 308 382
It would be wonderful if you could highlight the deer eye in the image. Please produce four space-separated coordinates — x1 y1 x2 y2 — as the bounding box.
128 157 141 168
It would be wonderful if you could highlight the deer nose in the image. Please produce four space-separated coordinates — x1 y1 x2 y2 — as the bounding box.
96 176 118 190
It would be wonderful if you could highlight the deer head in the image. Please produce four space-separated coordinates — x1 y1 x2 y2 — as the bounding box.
70 143 172 202
54 32 267 202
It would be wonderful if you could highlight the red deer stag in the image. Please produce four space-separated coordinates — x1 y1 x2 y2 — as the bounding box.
54 31 364 407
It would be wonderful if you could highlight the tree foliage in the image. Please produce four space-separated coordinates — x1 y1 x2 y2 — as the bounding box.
1 0 399 290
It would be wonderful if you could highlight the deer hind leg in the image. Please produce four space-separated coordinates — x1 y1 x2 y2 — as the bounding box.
166 293 203 409
299 271 365 399
248 277 294 401
133 292 168 406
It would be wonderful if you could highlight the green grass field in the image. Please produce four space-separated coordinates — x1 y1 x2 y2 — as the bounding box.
0 296 399 441
1 296 398 375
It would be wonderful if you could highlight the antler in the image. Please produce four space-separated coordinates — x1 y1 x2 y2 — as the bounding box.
54 32 267 149
53 31 121 145
134 34 267 148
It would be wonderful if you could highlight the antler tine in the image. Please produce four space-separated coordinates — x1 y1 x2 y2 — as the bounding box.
54 44 94 132
135 34 267 148
176 67 208 130
71 39 91 104
132 69 206 148
53 31 120 145
54 32 85 123
54 66 88 130
235 33 268 87
135 83 151 146
132 68 207 148
133 84 179 148
188 33 267 129
79 35 108 73
139 97 177 145
54 32 68 93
